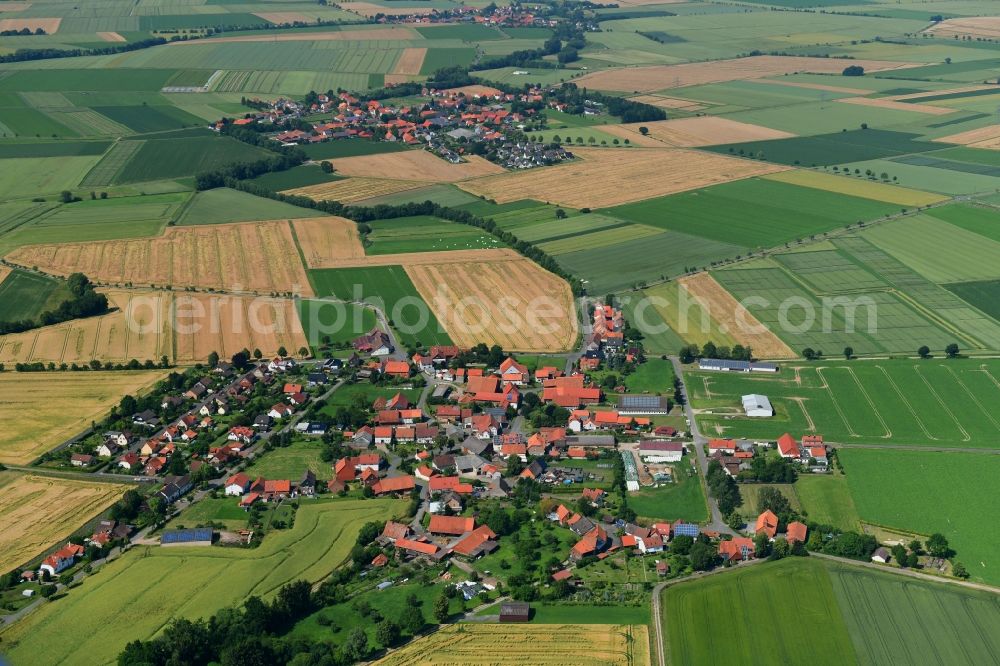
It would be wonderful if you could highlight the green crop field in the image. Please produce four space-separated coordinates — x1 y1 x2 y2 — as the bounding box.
537 223 662 255
91 105 204 134
365 215 503 254
176 187 318 225
687 358 1000 449
302 140 410 160
0 156 99 199
606 178 896 250
114 135 275 184
945 280 1000 321
922 203 1000 244
664 558 854 665
840 448 1000 586
0 499 403 666
247 165 342 191
707 130 941 167
419 47 477 74
244 440 333 481
308 266 452 347
0 141 109 158
665 558 1000 666
794 473 861 532
0 269 70 322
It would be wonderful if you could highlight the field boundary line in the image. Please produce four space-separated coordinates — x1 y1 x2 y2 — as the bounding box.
912 365 970 441
790 397 816 432
815 367 858 437
845 366 891 438
877 366 935 440
943 365 1000 431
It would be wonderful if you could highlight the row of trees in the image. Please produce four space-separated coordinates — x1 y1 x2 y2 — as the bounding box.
678 341 753 364
0 37 166 64
808 343 961 360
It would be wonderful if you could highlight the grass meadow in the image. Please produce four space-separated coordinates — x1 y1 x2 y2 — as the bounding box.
0 269 70 322
244 439 333 481
176 187 318 225
0 499 404 665
628 463 708 523
688 359 1000 448
706 129 941 167
365 215 503 254
296 298 378 348
840 448 1000 586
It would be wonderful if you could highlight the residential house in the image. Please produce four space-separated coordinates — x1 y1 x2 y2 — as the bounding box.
39 543 85 577
755 510 779 540
719 537 756 563
777 433 801 459
225 473 251 496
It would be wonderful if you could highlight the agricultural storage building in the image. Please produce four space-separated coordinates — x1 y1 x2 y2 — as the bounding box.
161 528 213 547
638 441 684 463
618 394 671 415
698 358 778 373
499 602 531 622
564 435 616 448
742 394 774 418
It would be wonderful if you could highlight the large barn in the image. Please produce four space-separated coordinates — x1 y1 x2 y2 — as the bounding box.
741 394 774 418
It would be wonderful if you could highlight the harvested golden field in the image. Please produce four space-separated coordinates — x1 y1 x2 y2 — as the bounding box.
836 96 953 115
679 273 795 359
925 17 1000 39
0 17 59 32
574 55 915 92
172 293 307 363
252 11 317 23
0 291 306 365
747 79 869 95
0 3 32 12
934 124 1000 150
440 84 504 99
283 177 426 203
303 243 520 269
330 151 505 182
374 624 649 666
890 85 996 101
763 170 948 207
6 220 314 296
458 147 789 209
341 2 438 16
393 48 427 76
96 31 125 42
292 217 364 265
0 290 170 366
169 27 417 44
0 371 165 464
0 265 10 285
0 472 126 574
406 256 578 352
627 94 707 111
606 117 795 147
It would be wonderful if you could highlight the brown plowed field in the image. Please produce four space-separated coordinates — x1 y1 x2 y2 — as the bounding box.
329 151 505 182
5 220 313 296
574 55 917 92
457 147 789 209
925 17 1000 39
679 273 795 359
0 17 59 33
934 124 1000 150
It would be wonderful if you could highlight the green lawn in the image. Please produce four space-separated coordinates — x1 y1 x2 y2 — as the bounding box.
530 603 650 624
244 440 333 481
321 383 422 410
173 496 249 530
840 448 1000 586
0 499 404 665
624 357 675 394
628 463 708 523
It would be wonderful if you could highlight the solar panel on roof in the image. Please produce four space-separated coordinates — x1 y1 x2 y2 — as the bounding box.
620 395 660 408
673 523 699 537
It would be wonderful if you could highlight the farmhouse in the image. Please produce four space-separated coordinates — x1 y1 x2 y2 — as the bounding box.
353 328 393 356
372 475 416 496
698 358 778 373
225 472 251 496
450 525 499 559
638 440 684 463
777 433 801 459
719 537 756 563
755 510 779 540
429 515 475 535
742 394 774 418
39 543 85 577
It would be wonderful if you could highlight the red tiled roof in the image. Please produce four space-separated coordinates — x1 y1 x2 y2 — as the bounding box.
786 521 807 544
450 525 497 556
373 476 415 494
395 538 439 556
429 515 475 535
755 510 778 539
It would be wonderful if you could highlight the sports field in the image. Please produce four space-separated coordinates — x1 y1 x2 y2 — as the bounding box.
0 472 126 574
840 448 1000 586
663 558 1000 666
688 358 1000 448
0 371 165 465
0 499 404 666
373 624 649 666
